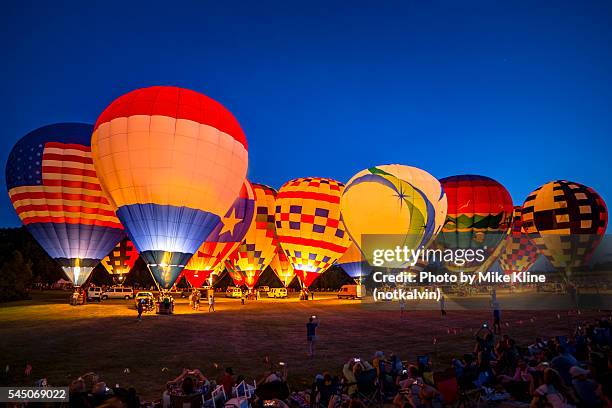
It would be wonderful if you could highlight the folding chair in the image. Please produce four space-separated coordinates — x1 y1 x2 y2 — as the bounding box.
204 385 227 408
354 369 382 408
433 368 482 408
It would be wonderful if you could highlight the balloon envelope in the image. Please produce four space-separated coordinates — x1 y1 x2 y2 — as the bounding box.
226 184 278 289
521 180 607 277
437 175 513 272
6 123 124 286
336 241 370 280
182 181 255 285
340 165 447 268
91 86 248 289
269 248 295 287
101 237 139 283
275 177 351 287
498 206 540 275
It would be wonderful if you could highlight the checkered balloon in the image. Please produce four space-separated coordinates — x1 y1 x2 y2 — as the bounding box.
499 206 540 275
275 177 351 287
521 180 607 276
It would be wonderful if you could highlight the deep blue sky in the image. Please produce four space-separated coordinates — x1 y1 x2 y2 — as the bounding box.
1 1 611 228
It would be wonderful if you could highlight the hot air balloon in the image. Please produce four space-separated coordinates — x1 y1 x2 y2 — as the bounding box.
91 86 248 290
521 180 607 280
224 260 246 287
336 241 370 283
226 184 278 290
340 165 447 268
269 248 295 287
182 181 255 287
498 206 540 275
275 177 351 287
101 237 139 284
6 123 124 286
437 175 513 272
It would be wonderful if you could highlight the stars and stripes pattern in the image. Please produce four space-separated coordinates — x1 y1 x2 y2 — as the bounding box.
8 141 122 230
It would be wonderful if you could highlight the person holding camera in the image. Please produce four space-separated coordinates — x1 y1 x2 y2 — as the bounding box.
307 316 319 358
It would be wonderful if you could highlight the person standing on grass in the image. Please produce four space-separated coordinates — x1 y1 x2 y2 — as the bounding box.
307 316 319 358
492 301 501 334
137 299 143 321
208 293 215 312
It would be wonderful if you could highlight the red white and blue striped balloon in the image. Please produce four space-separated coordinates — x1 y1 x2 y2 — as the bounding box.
6 123 125 286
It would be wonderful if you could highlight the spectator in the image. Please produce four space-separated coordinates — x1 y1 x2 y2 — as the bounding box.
222 367 236 395
569 366 603 408
307 316 319 358
530 368 576 408
551 345 579 386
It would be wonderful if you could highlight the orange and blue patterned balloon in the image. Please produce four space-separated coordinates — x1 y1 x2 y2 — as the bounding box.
6 123 124 286
275 177 351 287
91 86 249 289
182 180 255 287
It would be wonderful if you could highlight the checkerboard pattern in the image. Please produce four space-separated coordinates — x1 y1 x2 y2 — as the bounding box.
227 184 278 288
275 177 351 282
101 237 139 276
521 180 608 270
499 206 540 274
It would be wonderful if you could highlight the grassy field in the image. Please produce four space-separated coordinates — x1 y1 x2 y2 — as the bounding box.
0 290 609 402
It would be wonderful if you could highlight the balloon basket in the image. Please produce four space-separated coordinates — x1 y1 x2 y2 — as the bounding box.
156 300 174 315
69 291 84 306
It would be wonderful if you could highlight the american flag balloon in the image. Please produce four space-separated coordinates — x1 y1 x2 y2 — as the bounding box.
6 123 124 286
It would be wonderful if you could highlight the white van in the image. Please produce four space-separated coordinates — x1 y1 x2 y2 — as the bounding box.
87 286 102 301
101 286 134 300
226 286 243 298
267 287 287 298
338 284 366 300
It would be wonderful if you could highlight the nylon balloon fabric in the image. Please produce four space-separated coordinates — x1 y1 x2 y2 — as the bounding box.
269 248 295 287
101 237 139 283
91 86 248 289
498 206 540 275
275 177 350 287
182 180 255 287
437 175 513 272
340 165 447 268
521 180 607 278
226 183 278 289
6 123 124 286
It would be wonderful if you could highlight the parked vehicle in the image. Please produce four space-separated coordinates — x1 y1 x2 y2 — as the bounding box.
267 287 287 298
87 286 102 301
337 284 366 300
258 286 270 293
101 286 134 300
226 286 243 298
134 291 155 310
